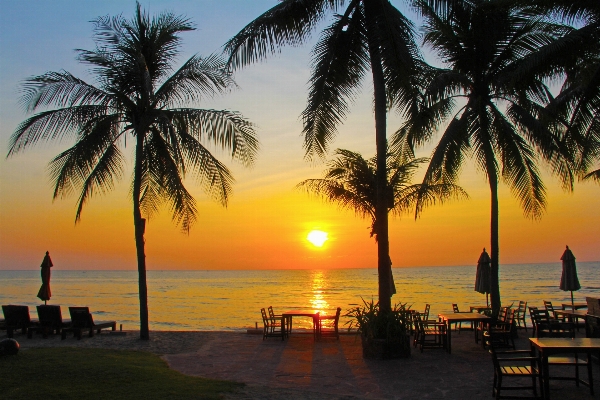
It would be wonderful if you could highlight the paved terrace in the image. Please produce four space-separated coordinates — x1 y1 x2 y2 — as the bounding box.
14 328 600 399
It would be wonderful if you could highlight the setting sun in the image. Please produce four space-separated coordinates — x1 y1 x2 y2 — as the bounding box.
307 230 328 247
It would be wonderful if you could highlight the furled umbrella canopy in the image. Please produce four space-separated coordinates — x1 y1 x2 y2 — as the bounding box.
475 248 491 306
560 245 581 307
37 251 53 304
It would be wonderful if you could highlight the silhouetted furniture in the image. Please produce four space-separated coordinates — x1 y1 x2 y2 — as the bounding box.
413 313 446 352
439 312 492 353
317 307 341 340
544 301 562 322
2 305 36 338
476 306 508 345
485 332 541 399
530 307 574 339
515 301 528 331
487 308 516 349
281 310 321 340
61 307 116 340
260 308 285 340
530 338 599 399
28 305 71 338
451 304 473 332
268 306 290 336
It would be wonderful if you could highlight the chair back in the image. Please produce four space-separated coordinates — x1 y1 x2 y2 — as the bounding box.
260 308 269 327
2 305 31 328
423 304 430 320
516 301 527 317
37 305 62 327
69 307 93 329
497 306 509 323
452 304 460 313
543 300 556 318
267 306 278 322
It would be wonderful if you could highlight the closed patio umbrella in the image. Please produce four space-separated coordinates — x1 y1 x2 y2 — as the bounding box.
37 251 53 305
559 245 581 307
475 248 491 307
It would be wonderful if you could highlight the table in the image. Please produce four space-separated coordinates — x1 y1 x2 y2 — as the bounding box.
561 302 588 310
282 310 320 339
529 338 600 399
438 313 492 353
469 305 491 313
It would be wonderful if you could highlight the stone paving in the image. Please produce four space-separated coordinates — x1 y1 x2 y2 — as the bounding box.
13 328 600 399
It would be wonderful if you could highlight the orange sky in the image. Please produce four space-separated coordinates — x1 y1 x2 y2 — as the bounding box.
1 1 599 271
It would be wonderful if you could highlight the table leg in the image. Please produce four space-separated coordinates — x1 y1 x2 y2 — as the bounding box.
542 352 550 400
447 321 452 354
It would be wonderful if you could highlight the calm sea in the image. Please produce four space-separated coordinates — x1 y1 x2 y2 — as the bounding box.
1 262 598 331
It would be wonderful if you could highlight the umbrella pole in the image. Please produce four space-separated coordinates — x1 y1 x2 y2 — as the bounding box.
571 291 574 308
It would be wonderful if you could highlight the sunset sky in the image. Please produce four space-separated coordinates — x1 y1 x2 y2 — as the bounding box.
0 0 598 271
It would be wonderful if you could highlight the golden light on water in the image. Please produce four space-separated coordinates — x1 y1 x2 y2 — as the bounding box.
309 270 329 312
307 230 328 247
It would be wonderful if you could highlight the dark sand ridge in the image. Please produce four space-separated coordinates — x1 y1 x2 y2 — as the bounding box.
14 329 600 399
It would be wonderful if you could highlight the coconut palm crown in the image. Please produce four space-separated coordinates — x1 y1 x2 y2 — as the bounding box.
7 4 258 339
392 0 571 316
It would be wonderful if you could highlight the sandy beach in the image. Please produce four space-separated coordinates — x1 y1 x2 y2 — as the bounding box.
12 328 600 399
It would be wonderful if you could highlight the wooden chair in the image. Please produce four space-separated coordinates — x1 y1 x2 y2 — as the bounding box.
514 301 528 331
260 308 285 341
268 306 290 336
485 332 541 399
543 300 562 321
28 305 71 338
61 307 116 340
413 313 446 352
2 305 36 338
489 308 516 349
317 307 341 340
529 307 574 338
477 306 508 344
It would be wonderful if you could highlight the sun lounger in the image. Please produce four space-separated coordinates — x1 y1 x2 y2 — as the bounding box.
28 305 71 338
61 306 116 340
2 305 38 338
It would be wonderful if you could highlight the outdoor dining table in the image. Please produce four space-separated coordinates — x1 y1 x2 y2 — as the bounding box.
561 302 588 310
469 305 491 313
529 337 600 399
438 312 492 354
282 310 320 339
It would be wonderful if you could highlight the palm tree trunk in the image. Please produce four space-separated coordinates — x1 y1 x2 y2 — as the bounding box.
365 0 391 313
133 132 150 340
489 171 501 318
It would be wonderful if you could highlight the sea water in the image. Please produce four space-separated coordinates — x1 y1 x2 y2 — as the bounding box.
1 262 598 331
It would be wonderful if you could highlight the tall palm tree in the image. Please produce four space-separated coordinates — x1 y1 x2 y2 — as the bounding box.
393 0 568 316
225 0 430 312
527 0 600 184
7 4 258 339
297 147 466 252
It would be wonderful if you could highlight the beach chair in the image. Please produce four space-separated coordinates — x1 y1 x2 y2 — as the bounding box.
514 301 527 331
61 307 116 340
260 308 285 340
2 305 37 338
268 306 290 336
28 305 71 338
484 332 541 399
317 307 341 340
413 313 446 352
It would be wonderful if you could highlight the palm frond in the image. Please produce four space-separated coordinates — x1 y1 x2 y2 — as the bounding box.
302 3 369 159
224 0 346 69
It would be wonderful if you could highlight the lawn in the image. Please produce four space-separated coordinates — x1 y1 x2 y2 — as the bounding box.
0 347 241 399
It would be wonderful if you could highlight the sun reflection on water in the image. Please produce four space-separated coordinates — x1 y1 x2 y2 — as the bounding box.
309 270 330 313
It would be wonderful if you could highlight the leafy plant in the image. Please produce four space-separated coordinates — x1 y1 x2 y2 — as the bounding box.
345 298 411 341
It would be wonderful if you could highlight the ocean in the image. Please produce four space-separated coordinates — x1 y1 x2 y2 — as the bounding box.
1 262 598 331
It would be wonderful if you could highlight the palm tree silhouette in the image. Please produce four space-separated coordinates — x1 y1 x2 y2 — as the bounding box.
393 0 568 315
8 4 258 339
297 147 466 258
225 0 430 312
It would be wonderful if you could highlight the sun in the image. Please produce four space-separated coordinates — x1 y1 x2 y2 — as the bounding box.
307 230 328 247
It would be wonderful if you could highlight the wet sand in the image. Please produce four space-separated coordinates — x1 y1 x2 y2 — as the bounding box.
12 328 600 399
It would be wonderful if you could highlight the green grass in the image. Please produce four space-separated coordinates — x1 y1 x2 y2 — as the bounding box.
0 347 242 399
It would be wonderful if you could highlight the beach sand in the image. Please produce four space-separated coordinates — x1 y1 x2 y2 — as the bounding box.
13 329 600 399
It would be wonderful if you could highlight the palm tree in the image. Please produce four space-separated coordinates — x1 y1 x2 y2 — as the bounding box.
527 0 600 185
225 0 432 312
7 4 258 339
297 148 466 266
393 0 568 316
